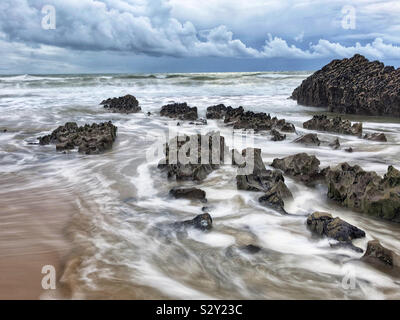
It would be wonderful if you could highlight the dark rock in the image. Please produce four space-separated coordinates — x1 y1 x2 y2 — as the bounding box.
345 147 353 153
158 132 227 181
363 133 387 142
362 240 400 267
270 129 286 141
303 115 362 136
307 211 365 242
329 138 340 150
189 118 208 125
101 94 141 113
169 187 206 201
147 112 151 116
239 244 262 254
38 121 117 154
160 102 198 121
173 213 213 231
291 54 400 117
206 104 228 119
3 129 7 133
271 153 322 183
293 133 320 146
326 163 400 222
258 181 292 213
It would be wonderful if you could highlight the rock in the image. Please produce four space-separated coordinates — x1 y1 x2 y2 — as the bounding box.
3 129 7 133
345 147 353 153
258 181 292 213
293 133 320 146
169 187 206 201
330 242 364 253
158 132 227 181
101 94 141 113
303 115 362 136
326 163 400 222
189 118 208 125
329 138 340 150
38 121 117 154
362 240 400 268
271 153 322 183
363 133 387 142
307 212 365 243
206 104 228 119
147 112 152 116
160 102 198 121
173 213 213 231
270 129 286 141
223 106 295 132
239 244 262 254
291 54 400 117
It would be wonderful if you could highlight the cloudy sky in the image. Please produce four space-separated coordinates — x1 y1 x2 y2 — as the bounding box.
0 0 399 73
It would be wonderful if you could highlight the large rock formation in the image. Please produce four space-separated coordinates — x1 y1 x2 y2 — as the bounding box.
160 102 198 120
326 163 400 222
158 132 227 181
206 104 228 119
271 153 322 183
38 121 117 154
101 94 141 113
291 54 400 117
303 115 362 136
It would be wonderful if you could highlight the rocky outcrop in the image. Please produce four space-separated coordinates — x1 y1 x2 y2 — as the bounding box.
270 129 286 141
293 133 320 146
271 153 322 183
326 163 400 222
158 132 227 181
362 240 400 268
363 133 387 142
291 54 400 117
160 102 198 121
38 121 117 154
173 213 213 231
307 212 365 242
235 148 292 212
169 187 206 202
303 115 362 136
101 94 141 113
206 104 228 119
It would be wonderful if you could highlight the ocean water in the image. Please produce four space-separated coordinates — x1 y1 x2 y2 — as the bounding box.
1 72 400 299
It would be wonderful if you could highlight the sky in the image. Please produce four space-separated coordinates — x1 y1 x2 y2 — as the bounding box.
0 0 400 74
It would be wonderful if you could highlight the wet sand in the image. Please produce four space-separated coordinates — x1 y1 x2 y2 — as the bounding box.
0 174 76 299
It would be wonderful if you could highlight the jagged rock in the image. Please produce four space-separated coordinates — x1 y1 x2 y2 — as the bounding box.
291 54 400 117
362 240 400 268
326 163 400 222
307 212 365 243
173 213 213 231
303 115 362 136
38 121 117 154
363 133 387 142
258 181 292 212
271 153 322 183
206 104 228 119
223 106 295 132
101 94 141 113
270 129 286 141
158 132 227 181
169 187 206 201
329 138 340 150
293 133 320 146
160 102 198 121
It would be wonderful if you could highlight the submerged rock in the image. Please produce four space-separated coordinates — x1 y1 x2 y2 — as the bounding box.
307 212 365 243
101 94 141 113
329 138 340 150
38 121 117 154
206 104 228 119
158 132 227 181
363 133 387 142
169 187 206 202
345 147 353 153
326 163 400 222
270 129 286 141
303 115 362 136
362 240 400 268
293 133 320 146
239 244 262 254
291 54 400 117
160 102 198 121
271 153 322 183
173 213 213 231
